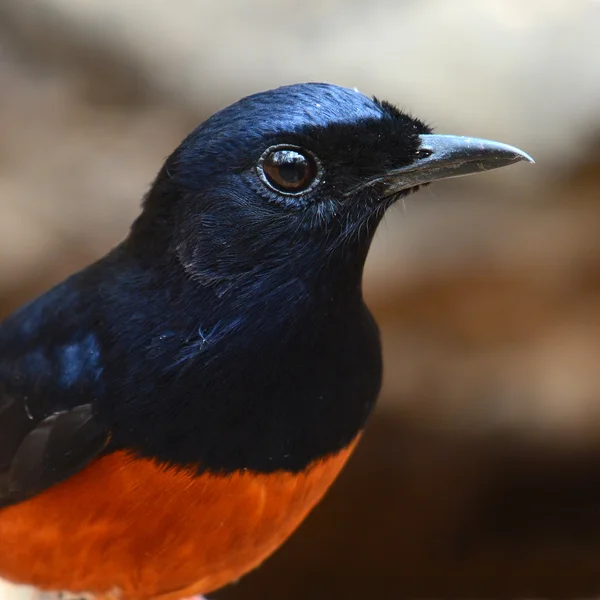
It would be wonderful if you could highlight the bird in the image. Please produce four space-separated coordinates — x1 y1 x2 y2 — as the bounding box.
0 82 533 600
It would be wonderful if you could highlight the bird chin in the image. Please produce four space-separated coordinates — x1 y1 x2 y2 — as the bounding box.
380 183 425 209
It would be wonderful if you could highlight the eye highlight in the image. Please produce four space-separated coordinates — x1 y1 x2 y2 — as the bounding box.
257 145 321 195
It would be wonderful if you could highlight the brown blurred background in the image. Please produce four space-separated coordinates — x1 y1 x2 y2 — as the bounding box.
2 0 600 597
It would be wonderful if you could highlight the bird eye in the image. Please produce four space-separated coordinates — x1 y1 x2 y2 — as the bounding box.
258 146 320 195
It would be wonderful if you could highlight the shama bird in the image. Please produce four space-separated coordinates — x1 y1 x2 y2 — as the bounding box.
0 83 533 600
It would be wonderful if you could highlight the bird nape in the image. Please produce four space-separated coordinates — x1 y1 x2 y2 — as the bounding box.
0 83 533 600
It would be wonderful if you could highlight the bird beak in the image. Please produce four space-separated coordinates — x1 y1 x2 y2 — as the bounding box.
382 134 534 196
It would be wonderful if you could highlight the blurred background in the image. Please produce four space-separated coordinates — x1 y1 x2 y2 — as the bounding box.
1 0 600 597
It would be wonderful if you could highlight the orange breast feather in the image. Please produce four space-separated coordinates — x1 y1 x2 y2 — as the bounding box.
0 438 358 600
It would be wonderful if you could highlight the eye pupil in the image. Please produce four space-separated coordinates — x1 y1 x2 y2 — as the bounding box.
278 156 306 184
259 147 319 194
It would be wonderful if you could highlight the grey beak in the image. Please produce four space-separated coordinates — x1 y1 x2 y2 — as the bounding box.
383 134 534 196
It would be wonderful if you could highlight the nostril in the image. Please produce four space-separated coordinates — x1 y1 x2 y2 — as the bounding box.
415 148 433 159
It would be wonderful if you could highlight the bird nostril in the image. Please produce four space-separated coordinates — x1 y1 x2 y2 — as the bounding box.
415 148 433 159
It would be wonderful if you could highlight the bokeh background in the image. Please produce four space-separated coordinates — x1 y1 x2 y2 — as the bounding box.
2 1 600 597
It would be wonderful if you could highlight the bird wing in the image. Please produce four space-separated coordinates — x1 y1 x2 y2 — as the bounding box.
0 285 109 507
0 396 108 506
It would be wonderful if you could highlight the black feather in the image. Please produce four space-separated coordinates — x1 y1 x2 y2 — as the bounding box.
0 83 433 505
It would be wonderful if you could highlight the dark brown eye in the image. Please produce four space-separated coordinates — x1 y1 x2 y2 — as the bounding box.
258 146 319 195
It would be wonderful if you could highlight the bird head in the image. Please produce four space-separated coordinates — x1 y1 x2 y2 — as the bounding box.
132 83 532 295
